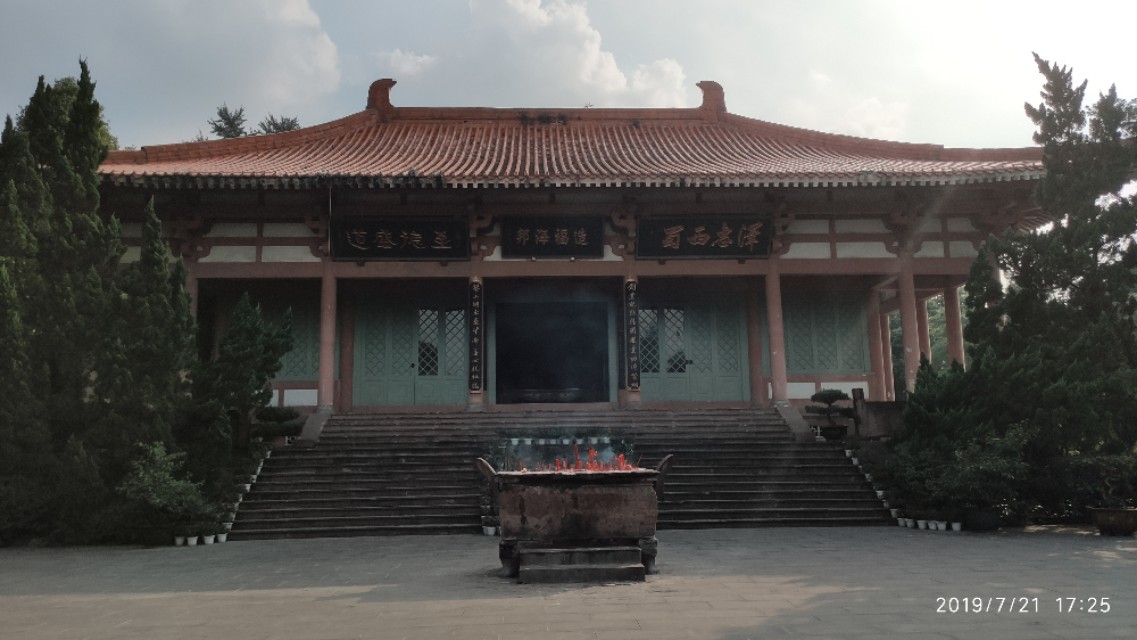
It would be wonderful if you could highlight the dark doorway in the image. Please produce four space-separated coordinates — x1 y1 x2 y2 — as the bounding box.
495 302 609 403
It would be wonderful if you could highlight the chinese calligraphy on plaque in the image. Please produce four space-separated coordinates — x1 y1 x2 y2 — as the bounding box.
501 217 605 258
624 280 640 391
636 216 773 259
468 281 483 392
330 218 469 261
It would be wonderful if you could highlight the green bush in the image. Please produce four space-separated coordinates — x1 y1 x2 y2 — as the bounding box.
250 420 304 440
254 406 301 424
1058 453 1137 511
116 442 211 533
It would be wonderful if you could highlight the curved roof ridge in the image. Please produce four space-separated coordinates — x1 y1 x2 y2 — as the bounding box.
104 110 379 166
720 111 1040 163
99 78 1045 188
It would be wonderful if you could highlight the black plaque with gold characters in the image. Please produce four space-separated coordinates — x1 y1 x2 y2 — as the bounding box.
330 218 470 261
624 279 640 391
468 280 484 393
500 217 604 258
636 216 773 259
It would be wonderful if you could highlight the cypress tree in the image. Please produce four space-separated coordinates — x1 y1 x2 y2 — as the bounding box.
89 198 194 475
895 55 1137 518
195 293 295 448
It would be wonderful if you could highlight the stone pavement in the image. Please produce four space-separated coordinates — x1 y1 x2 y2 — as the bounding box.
0 525 1133 640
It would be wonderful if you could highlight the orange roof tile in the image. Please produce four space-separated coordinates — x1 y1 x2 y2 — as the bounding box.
99 80 1044 189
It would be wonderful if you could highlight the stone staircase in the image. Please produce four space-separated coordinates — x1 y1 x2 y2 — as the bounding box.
229 409 889 541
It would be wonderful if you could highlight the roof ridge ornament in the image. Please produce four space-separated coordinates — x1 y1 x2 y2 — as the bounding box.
367 78 397 113
697 80 726 120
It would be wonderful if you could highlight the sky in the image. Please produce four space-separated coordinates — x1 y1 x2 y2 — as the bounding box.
1 0 1134 151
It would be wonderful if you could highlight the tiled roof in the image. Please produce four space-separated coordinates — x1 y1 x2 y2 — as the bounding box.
99 80 1044 190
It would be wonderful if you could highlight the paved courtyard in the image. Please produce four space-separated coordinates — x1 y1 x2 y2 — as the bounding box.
0 525 1133 640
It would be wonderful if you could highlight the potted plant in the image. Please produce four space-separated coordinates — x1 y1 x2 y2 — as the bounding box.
1071 454 1137 536
806 389 857 441
941 450 1024 533
252 406 305 449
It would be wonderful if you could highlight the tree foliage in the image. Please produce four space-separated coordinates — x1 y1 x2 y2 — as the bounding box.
889 54 1137 519
257 114 301 134
0 62 294 545
195 294 295 448
207 103 248 138
207 105 301 138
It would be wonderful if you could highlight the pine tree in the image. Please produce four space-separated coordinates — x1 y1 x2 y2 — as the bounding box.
257 114 301 134
207 104 248 138
0 265 55 542
1 61 128 541
88 198 195 477
894 55 1137 517
206 105 301 138
195 293 295 448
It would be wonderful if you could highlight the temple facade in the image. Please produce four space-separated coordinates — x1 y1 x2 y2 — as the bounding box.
98 80 1044 413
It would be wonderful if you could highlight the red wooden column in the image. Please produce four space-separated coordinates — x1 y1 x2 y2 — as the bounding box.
765 270 789 404
879 312 895 400
943 285 966 367
184 262 199 319
337 298 355 411
317 266 337 412
897 266 920 393
866 290 885 401
916 297 932 360
746 281 768 405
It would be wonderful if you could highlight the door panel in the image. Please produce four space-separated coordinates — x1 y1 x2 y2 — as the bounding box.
354 303 466 406
639 301 747 402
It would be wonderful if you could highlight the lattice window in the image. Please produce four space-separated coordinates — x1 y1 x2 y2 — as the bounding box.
640 309 660 373
785 297 815 372
417 309 439 376
663 308 687 373
688 310 713 374
814 300 839 370
837 299 865 370
274 307 319 380
717 309 740 373
392 311 416 374
363 314 385 377
443 309 467 377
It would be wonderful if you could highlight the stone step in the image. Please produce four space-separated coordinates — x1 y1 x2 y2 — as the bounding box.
233 408 891 540
658 516 890 528
261 466 485 478
661 498 885 509
228 523 481 540
240 495 480 510
251 477 481 490
663 470 868 481
237 505 480 520
234 512 476 531
248 486 479 500
660 506 890 520
664 488 878 500
518 563 645 584
520 546 642 567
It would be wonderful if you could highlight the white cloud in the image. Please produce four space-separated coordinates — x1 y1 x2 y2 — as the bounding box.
442 0 689 108
255 0 340 106
628 59 687 108
843 97 909 140
375 49 439 77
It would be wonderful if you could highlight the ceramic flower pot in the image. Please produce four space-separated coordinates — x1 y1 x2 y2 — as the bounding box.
1089 507 1137 536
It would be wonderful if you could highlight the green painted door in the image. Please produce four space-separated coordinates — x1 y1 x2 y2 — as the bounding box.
639 302 747 402
354 304 467 406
